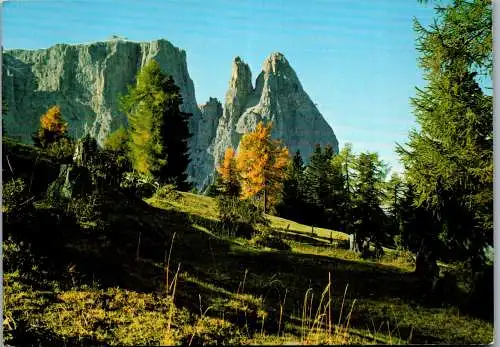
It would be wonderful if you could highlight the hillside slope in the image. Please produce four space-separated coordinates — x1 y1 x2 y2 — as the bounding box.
3 147 493 345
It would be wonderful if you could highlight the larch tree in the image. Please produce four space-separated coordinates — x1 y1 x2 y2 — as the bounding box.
216 147 240 197
122 60 192 190
33 105 69 148
235 121 290 214
397 0 492 277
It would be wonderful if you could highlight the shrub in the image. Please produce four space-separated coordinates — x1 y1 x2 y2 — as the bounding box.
103 126 128 153
66 193 107 231
45 137 75 161
3 178 32 222
216 196 268 238
120 171 159 198
153 184 181 201
205 182 220 197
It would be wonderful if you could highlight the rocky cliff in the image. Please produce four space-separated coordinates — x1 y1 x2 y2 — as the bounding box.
2 39 211 187
2 39 338 191
212 53 339 171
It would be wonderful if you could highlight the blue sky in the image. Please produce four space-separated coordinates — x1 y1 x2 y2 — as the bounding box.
2 0 438 174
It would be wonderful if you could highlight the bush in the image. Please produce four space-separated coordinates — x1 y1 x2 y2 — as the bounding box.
120 172 159 198
103 126 128 153
3 178 32 222
251 229 291 251
45 137 75 161
153 184 181 201
216 196 268 238
205 183 220 197
66 194 107 231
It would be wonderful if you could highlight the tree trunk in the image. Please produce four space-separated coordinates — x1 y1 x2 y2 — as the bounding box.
350 232 363 253
415 245 439 291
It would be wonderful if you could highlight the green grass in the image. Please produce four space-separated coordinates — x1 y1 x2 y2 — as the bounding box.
3 181 494 345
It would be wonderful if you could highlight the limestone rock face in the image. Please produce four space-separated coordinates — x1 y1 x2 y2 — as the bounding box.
212 57 254 167
3 41 338 191
211 53 339 183
2 39 208 188
194 97 223 188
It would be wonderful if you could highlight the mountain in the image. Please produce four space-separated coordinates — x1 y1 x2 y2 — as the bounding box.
2 39 338 190
212 53 338 172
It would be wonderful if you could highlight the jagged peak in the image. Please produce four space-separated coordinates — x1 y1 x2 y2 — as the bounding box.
262 52 292 74
228 56 253 92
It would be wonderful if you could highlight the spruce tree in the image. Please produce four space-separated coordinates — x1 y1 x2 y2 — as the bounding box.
351 152 388 255
334 143 357 234
302 144 337 226
278 150 306 222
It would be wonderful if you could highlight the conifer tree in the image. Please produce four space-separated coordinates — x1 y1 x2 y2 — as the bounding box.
216 147 240 197
333 143 357 233
122 60 192 190
235 122 290 214
278 150 306 222
301 144 340 227
351 152 388 255
385 172 405 246
33 105 69 148
397 0 492 274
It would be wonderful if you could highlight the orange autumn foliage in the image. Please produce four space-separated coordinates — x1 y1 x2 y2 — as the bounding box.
40 106 68 135
235 121 290 213
216 147 240 196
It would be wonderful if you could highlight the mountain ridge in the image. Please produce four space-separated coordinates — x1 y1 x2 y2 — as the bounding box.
2 38 338 190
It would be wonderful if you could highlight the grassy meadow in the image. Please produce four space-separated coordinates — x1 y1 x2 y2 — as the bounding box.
3 141 494 345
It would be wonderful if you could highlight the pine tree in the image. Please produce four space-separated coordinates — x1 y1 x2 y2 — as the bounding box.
235 122 290 214
122 60 192 190
397 0 492 274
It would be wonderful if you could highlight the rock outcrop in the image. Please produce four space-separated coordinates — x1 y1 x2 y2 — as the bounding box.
195 97 223 188
3 40 338 191
2 39 208 187
211 53 338 178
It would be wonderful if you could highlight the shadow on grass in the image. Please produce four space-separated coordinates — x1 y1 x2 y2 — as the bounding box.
4 190 492 345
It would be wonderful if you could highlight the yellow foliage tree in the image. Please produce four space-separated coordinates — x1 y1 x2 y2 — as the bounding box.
216 147 240 196
33 105 69 148
235 122 290 214
40 106 68 134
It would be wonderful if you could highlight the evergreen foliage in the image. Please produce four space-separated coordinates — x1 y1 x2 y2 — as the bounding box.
397 0 493 271
351 152 388 255
121 60 192 190
334 143 357 234
277 150 307 222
